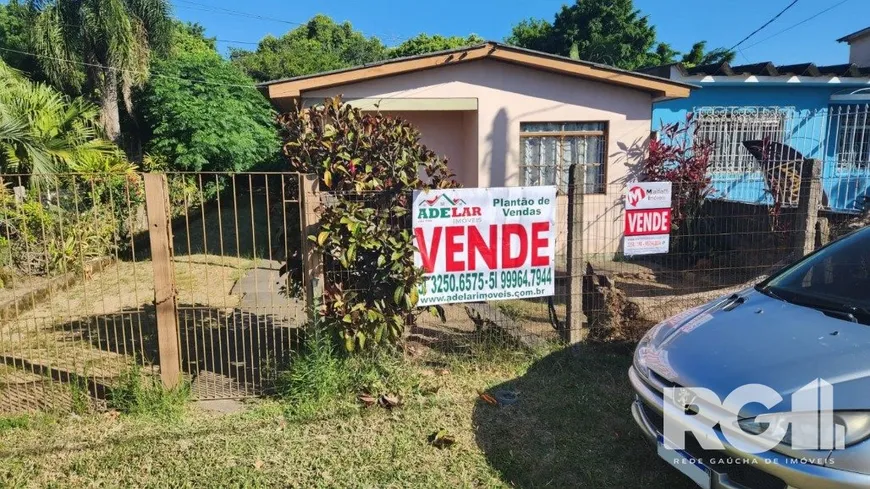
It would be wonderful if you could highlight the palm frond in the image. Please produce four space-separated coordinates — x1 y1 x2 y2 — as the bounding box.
0 57 127 180
29 3 85 91
125 0 173 54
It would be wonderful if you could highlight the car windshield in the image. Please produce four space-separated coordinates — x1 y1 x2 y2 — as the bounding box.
759 227 870 313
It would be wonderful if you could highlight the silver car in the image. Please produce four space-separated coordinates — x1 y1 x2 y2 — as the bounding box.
630 226 870 489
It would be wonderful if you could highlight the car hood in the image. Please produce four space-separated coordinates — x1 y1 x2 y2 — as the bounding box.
639 289 870 412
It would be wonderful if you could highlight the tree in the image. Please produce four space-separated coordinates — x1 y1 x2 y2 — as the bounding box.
0 59 120 180
506 1 735 70
169 21 217 56
680 41 735 67
230 15 387 82
30 0 173 143
504 18 554 53
388 33 484 59
647 42 680 67
139 46 278 172
506 0 656 70
0 0 42 77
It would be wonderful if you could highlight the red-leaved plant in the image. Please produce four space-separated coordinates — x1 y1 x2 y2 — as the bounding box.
643 114 715 230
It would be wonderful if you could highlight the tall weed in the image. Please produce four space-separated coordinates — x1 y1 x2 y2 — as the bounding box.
108 363 189 419
275 331 415 419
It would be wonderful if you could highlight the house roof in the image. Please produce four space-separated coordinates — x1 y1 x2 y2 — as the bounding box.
639 61 870 78
258 41 694 101
838 26 870 44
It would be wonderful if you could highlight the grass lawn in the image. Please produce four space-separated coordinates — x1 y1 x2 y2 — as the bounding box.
0 343 694 489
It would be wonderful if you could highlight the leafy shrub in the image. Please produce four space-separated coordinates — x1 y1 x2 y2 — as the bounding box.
0 172 133 276
67 158 146 241
0 190 117 275
108 363 189 419
47 205 116 274
277 96 458 351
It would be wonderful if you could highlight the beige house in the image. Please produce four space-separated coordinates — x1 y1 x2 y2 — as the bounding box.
259 42 692 257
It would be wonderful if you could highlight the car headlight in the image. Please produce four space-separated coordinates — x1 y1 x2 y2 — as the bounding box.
633 332 654 379
737 412 870 448
633 350 651 379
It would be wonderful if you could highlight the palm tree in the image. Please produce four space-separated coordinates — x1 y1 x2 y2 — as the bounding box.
0 58 121 182
29 0 172 143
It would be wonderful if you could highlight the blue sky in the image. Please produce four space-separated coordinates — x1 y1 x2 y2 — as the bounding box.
173 0 869 66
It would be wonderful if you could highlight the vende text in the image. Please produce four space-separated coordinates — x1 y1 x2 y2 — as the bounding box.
625 209 671 236
414 223 551 273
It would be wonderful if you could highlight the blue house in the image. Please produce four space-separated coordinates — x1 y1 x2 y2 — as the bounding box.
643 28 870 213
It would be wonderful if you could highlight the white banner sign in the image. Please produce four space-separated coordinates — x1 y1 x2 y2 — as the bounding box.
412 186 556 306
624 181 673 256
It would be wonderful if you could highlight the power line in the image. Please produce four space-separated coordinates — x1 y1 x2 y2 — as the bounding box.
0 45 258 89
742 0 852 50
729 0 800 50
173 0 408 44
215 39 259 46
174 1 305 27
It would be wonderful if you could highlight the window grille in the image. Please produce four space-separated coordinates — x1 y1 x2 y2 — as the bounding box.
695 107 789 174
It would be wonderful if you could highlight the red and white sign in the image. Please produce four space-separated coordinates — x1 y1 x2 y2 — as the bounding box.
412 186 557 306
624 182 672 255
626 208 671 236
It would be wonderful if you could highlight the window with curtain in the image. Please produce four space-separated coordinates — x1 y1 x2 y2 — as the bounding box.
519 122 606 194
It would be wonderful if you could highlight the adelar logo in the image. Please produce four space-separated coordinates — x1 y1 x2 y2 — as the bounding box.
421 194 466 207
417 193 481 219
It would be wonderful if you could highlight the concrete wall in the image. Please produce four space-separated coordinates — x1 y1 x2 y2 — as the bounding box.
305 59 657 255
849 36 870 66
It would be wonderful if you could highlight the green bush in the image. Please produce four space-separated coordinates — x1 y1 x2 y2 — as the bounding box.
0 415 30 432
108 363 189 419
140 49 279 173
277 96 458 351
0 180 123 276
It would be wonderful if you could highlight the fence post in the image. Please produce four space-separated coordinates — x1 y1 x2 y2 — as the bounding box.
143 173 181 389
564 164 586 344
794 159 823 258
299 174 325 318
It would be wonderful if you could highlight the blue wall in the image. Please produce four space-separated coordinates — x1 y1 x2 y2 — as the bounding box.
652 84 870 212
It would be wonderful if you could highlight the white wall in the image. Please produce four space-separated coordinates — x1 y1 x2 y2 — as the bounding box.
849 36 870 66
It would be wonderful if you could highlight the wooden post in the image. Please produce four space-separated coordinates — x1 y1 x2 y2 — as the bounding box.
794 159 823 258
299 174 325 318
143 173 181 389
564 164 586 344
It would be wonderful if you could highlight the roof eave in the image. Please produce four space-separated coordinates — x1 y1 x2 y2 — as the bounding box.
837 27 870 43
260 41 693 102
